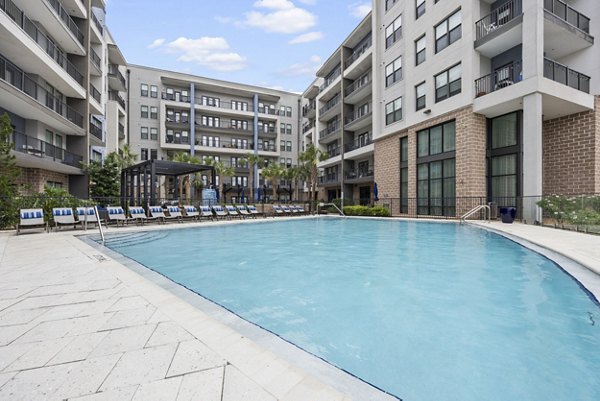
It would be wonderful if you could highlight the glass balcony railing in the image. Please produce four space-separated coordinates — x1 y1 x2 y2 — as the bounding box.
0 0 84 85
543 58 590 93
544 0 590 33
0 53 84 128
475 0 522 41
11 130 83 168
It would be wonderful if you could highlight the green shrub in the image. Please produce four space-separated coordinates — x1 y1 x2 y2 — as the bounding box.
537 195 576 226
343 205 390 217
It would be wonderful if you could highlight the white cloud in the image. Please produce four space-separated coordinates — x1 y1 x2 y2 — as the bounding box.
289 31 323 44
253 0 294 9
281 55 322 76
157 37 247 72
147 38 165 49
297 0 316 4
348 2 371 18
244 1 317 34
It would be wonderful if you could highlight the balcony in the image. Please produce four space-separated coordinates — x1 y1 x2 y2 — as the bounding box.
108 91 126 110
319 67 342 93
90 48 101 75
91 11 103 35
344 105 372 131
475 60 522 98
543 58 590 93
345 135 372 152
11 130 83 170
108 64 126 91
0 0 85 94
0 54 84 130
45 0 84 45
345 37 372 69
161 92 190 103
302 100 316 118
302 121 314 134
118 123 125 140
474 0 523 58
318 97 340 122
89 83 101 104
89 121 102 141
193 120 255 135
344 74 372 104
319 173 340 186
326 146 341 158
543 0 593 59
319 123 341 144
345 169 374 183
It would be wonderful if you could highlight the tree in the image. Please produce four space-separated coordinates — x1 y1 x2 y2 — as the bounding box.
171 152 200 201
117 144 138 170
299 144 329 212
202 157 234 203
0 113 20 228
83 152 121 201
240 153 264 201
282 166 301 201
261 163 285 202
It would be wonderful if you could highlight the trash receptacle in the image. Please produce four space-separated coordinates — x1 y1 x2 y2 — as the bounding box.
500 207 516 224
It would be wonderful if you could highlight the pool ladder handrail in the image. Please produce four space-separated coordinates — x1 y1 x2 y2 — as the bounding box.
460 204 491 224
94 205 106 244
317 202 345 216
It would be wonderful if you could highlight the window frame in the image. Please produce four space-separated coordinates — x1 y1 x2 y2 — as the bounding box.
415 35 426 66
385 97 403 126
416 81 426 111
416 0 426 19
140 105 148 118
385 56 402 87
385 15 402 49
140 84 148 97
435 9 462 53
435 63 462 103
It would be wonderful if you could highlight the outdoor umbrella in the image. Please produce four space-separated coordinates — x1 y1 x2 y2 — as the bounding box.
240 187 245 203
374 182 379 201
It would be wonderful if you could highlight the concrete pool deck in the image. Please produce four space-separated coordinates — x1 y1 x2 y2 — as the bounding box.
0 217 599 401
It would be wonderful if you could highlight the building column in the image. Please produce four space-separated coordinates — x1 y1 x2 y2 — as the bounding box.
189 82 196 157
521 0 544 80
522 92 543 224
253 93 259 201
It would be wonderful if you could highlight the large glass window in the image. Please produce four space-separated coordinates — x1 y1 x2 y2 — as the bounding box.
386 15 402 48
435 9 462 53
386 56 402 87
416 82 426 110
385 97 402 125
416 0 425 18
415 35 426 65
435 64 461 102
488 112 520 204
400 137 409 214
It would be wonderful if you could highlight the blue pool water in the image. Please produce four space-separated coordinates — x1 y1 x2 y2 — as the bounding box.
104 219 600 401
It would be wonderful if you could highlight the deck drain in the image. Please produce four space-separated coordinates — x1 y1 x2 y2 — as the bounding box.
92 254 108 263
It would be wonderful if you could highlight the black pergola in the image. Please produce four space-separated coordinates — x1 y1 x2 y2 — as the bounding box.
121 159 215 206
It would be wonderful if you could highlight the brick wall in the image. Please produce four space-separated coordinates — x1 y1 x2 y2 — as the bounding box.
15 168 70 195
542 96 600 194
374 106 487 216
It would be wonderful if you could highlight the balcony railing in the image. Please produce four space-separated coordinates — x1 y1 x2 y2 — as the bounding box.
302 101 316 117
345 105 372 126
91 12 103 35
118 123 125 138
161 92 191 103
345 73 371 97
89 121 102 140
474 60 522 97
302 121 314 134
0 0 84 85
326 146 341 157
0 54 83 128
193 121 254 133
475 0 521 41
544 0 590 33
319 173 339 185
319 68 342 92
543 58 590 93
108 91 126 109
345 37 372 68
319 123 341 140
45 0 84 45
345 135 372 152
90 48 101 70
319 97 340 116
89 83 101 103
345 169 374 180
108 64 126 88
11 130 83 168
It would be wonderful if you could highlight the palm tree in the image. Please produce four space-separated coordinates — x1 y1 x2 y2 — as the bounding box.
202 157 234 203
299 144 329 212
282 166 300 201
240 153 264 202
171 152 200 201
261 163 285 202
117 144 138 170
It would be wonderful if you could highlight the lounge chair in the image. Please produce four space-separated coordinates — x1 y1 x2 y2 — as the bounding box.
225 205 242 219
199 205 214 221
236 205 253 218
247 205 263 217
281 205 293 215
17 209 47 235
272 205 285 217
165 206 183 223
76 207 101 228
183 205 200 221
288 205 300 214
129 207 155 225
294 205 308 215
106 206 132 226
148 206 166 224
52 207 82 230
212 205 229 220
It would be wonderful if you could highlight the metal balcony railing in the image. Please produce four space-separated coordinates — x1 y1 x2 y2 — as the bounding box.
345 106 372 126
118 123 125 138
543 58 590 93
192 120 254 133
319 173 339 185
91 12 103 35
108 64 126 88
345 37 372 68
319 97 340 116
89 83 101 103
161 92 191 103
475 0 521 41
345 135 372 152
319 68 342 92
474 60 522 97
345 73 371 97
45 0 84 44
302 121 315 133
326 146 341 157
302 101 316 117
11 130 83 168
319 123 341 140
90 48 101 70
89 122 102 140
544 0 590 33
345 169 374 180
108 91 126 109
0 54 84 128
0 0 84 85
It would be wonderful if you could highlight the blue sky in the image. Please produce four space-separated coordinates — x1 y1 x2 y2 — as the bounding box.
106 0 372 93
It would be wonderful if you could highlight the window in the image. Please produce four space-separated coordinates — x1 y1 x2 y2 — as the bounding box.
286 158 292 168
415 35 426 65
386 0 398 11
202 96 220 107
141 105 148 118
385 15 402 48
280 140 285 151
280 123 285 134
435 9 462 53
435 63 462 102
141 84 148 97
150 85 158 98
489 112 520 203
385 56 402 87
141 148 148 160
150 127 158 140
416 82 426 110
231 100 248 111
141 126 148 140
286 124 292 134
385 97 402 125
150 106 158 119
400 137 409 213
165 87 174 100
181 90 189 102
201 116 220 127
231 119 248 130
416 0 425 18
286 106 292 117
279 106 286 116
286 141 292 152
150 149 158 160
417 120 455 157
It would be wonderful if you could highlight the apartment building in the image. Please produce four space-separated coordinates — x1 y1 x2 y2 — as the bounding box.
0 0 127 197
303 14 375 205
128 65 302 202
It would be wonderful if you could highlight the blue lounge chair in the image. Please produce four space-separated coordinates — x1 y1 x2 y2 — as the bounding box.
52 207 82 230
17 209 47 235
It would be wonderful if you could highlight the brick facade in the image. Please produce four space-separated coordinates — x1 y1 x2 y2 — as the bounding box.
542 96 600 194
15 168 70 195
374 106 487 216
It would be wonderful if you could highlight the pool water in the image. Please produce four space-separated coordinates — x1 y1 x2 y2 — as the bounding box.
104 218 600 401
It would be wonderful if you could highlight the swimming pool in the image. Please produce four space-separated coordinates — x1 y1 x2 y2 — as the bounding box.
104 218 600 401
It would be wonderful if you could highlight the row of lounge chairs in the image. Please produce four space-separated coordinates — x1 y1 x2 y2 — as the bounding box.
272 204 307 216
16 204 269 234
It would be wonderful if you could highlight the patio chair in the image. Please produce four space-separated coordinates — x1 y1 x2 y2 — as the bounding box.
212 205 229 220
165 206 183 223
281 205 293 215
294 205 308 215
17 209 47 235
52 207 82 230
129 207 156 225
76 207 102 228
106 206 133 227
236 205 253 219
199 205 214 221
148 206 167 224
247 205 263 217
272 205 285 217
183 205 200 221
225 205 242 219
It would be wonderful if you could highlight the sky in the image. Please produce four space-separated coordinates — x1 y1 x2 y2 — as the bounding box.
105 0 372 93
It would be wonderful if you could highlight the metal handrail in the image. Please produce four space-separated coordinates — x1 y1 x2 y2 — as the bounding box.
94 205 105 245
317 202 345 216
460 204 491 223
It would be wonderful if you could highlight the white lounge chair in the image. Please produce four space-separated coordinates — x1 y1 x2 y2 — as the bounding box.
236 205 253 218
272 205 285 217
225 205 242 219
148 206 166 224
165 206 183 222
212 205 228 220
76 207 101 228
183 205 200 221
200 205 214 221
106 206 132 226
281 205 293 215
52 207 82 230
17 209 47 235
247 205 263 217
129 207 155 225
